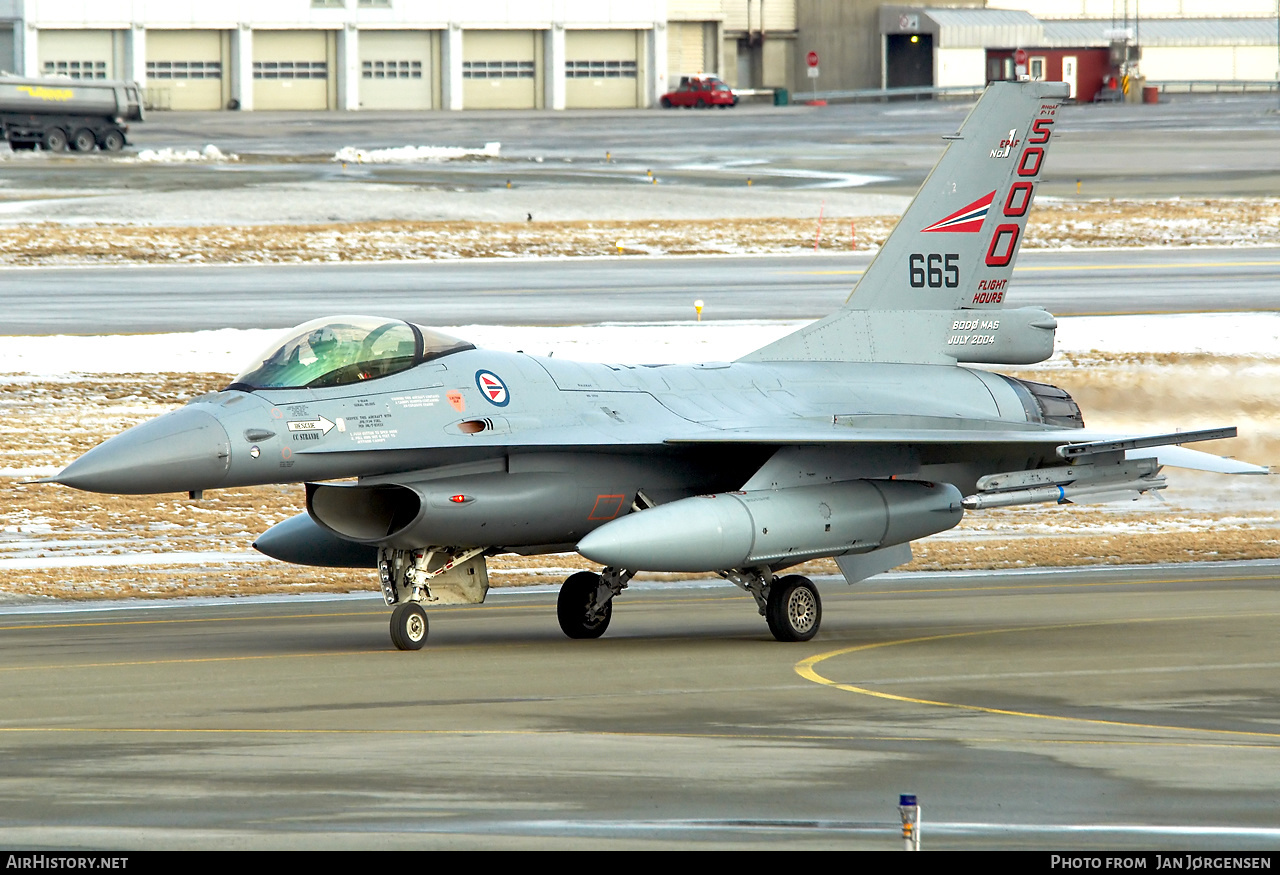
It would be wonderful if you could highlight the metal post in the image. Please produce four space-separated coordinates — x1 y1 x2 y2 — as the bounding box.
899 794 920 850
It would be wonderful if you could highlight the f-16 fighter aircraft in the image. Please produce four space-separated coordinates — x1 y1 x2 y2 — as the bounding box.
48 81 1265 650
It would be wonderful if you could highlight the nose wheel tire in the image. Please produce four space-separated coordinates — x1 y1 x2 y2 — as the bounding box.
765 575 821 642
557 571 612 639
390 602 429 650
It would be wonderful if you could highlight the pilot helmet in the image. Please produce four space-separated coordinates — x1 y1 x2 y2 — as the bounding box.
307 327 339 354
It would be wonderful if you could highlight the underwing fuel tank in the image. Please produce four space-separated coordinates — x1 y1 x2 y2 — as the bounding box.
576 480 963 572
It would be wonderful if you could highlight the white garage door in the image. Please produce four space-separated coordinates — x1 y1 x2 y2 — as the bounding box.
462 31 539 110
254 30 334 111
39 29 117 80
359 30 435 110
565 30 641 109
146 30 227 111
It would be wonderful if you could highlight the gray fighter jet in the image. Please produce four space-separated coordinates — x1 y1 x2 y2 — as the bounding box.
48 81 1266 650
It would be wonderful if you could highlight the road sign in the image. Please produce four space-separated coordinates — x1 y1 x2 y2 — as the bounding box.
807 67 820 79
807 51 819 68
1014 49 1028 66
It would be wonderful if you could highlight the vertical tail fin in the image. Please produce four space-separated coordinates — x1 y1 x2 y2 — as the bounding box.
743 80 1070 365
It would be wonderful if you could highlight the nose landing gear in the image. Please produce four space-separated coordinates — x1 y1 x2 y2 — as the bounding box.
390 602 429 651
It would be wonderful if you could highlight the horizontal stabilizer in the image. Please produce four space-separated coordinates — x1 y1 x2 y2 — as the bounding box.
1130 444 1269 475
1061 427 1267 474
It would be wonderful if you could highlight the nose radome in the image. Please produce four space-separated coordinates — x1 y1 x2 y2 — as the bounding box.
53 407 231 494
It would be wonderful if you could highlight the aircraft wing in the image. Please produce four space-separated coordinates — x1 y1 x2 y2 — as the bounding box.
667 424 1268 475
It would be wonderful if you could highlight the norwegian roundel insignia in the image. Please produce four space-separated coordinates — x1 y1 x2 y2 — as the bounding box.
475 370 510 407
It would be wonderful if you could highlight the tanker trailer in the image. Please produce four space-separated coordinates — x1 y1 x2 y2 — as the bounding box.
0 77 144 152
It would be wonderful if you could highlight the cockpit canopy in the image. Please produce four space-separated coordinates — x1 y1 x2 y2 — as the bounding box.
229 316 474 390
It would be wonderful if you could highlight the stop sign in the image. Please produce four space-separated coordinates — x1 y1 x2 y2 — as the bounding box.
1014 49 1028 66
807 51 819 68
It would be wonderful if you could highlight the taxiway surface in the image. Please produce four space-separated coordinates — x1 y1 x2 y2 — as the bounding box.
3 248 1279 333
9 95 1280 203
1 562 1278 850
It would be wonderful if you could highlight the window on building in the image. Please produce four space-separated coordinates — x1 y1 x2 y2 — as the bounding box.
311 0 345 8
565 60 637 79
43 60 107 79
357 0 391 7
362 60 422 79
1029 57 1046 81
253 61 328 80
462 60 535 79
147 61 222 80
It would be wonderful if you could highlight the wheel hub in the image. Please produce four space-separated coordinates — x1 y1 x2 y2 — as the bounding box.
406 613 426 641
787 587 818 633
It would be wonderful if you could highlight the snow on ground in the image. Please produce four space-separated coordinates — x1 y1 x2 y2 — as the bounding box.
331 142 501 163
3 313 1278 377
130 145 239 163
0 551 268 571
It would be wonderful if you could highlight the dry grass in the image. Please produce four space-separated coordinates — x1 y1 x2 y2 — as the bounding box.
0 199 1277 264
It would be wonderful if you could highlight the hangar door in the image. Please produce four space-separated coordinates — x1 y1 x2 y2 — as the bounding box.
39 29 120 80
462 31 540 109
253 30 336 111
359 30 436 110
565 30 642 109
886 33 934 89
146 30 229 111
667 21 716 80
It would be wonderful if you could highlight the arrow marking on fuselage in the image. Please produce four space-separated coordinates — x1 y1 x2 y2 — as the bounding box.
287 416 335 436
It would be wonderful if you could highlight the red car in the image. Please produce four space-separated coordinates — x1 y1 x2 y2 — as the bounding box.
660 76 738 109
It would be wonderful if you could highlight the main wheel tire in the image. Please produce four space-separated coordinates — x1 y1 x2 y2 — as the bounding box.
71 128 96 152
100 130 125 152
42 128 68 152
660 97 672 108
765 575 822 642
695 98 707 109
557 571 611 639
389 602 429 651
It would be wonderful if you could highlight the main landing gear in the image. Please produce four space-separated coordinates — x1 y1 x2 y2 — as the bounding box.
765 574 822 642
557 567 635 639
554 564 822 642
722 567 822 642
